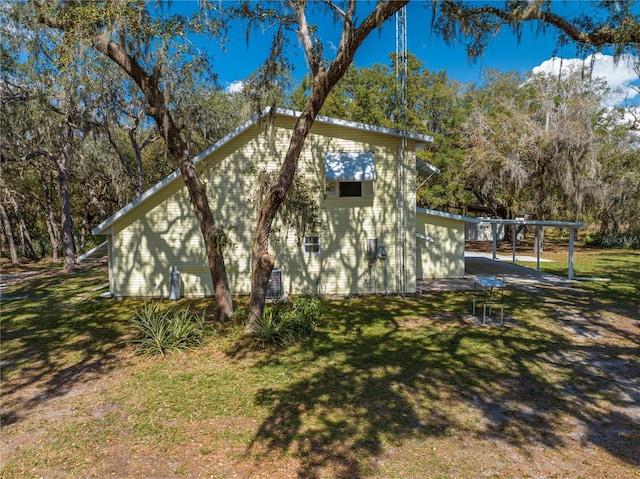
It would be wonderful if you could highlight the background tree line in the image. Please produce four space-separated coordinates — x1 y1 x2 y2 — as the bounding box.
3 46 638 267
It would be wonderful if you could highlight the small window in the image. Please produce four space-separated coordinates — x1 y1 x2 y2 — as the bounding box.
339 181 362 197
326 180 374 198
303 236 321 254
325 151 376 199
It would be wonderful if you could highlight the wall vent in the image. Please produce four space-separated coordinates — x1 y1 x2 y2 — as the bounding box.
266 268 282 299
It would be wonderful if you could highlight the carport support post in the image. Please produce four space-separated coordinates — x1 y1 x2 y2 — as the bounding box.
492 223 497 260
536 226 541 271
568 227 575 280
512 224 516 265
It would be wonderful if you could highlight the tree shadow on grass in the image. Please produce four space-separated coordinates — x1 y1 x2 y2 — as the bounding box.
246 293 640 478
0 266 131 426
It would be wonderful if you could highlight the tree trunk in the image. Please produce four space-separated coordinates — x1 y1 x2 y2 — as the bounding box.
495 204 510 242
129 113 149 197
55 133 76 271
80 205 90 253
533 226 545 255
247 108 318 331
39 170 61 262
156 109 234 320
91 34 234 320
0 202 20 265
88 185 108 220
247 0 408 331
3 186 37 260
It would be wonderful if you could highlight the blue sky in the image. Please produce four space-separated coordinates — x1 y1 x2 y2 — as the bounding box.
213 1 576 85
173 1 639 105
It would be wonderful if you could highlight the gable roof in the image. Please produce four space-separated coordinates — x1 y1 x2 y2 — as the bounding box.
93 107 434 236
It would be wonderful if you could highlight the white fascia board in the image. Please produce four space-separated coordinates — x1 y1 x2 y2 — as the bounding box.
416 158 441 176
77 241 108 262
91 110 267 236
416 208 481 223
478 218 586 228
273 107 434 145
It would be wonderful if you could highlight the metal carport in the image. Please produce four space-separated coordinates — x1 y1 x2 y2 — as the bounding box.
476 218 585 280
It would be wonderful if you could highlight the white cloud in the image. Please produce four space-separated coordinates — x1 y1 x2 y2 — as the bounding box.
327 40 338 54
532 53 639 105
225 80 245 94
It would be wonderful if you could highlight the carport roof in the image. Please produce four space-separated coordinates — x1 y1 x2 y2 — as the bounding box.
77 241 108 262
477 218 586 228
416 207 480 223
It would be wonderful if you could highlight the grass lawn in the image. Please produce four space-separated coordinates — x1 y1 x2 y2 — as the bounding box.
1 251 639 478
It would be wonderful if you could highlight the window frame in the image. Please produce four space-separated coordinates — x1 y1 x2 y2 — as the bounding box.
303 235 321 254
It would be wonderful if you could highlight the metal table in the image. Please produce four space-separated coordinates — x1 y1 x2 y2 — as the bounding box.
472 276 506 324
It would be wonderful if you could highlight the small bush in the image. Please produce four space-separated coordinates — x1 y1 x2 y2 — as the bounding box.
584 231 640 249
281 295 320 340
254 309 287 347
231 307 248 324
130 301 206 357
253 295 321 347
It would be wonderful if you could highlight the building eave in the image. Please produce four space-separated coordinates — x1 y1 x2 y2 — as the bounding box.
273 107 434 145
416 208 481 223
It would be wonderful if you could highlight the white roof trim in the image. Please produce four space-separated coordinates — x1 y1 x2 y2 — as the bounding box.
274 107 434 144
478 218 586 228
325 151 376 181
93 106 433 236
416 208 481 223
77 241 108 262
416 158 440 176
416 208 586 229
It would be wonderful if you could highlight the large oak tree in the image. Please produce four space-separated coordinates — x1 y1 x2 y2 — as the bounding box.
27 0 236 318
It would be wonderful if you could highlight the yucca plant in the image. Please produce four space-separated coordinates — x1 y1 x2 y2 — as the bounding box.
254 308 288 347
169 307 205 349
129 301 206 357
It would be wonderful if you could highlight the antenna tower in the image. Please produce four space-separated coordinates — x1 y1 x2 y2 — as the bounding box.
395 5 408 295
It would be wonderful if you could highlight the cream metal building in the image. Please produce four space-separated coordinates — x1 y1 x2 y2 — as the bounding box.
415 208 478 280
90 108 472 298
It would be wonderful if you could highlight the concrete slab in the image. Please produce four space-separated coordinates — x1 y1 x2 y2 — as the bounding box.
417 253 574 293
464 253 574 286
468 251 554 263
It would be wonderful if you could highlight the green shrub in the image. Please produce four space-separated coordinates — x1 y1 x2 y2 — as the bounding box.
584 231 640 249
253 295 320 347
130 301 206 357
254 308 287 347
231 307 248 324
281 295 320 339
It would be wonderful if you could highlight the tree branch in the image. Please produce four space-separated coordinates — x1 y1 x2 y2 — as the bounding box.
446 1 640 50
294 0 321 74
319 0 346 19
327 0 408 89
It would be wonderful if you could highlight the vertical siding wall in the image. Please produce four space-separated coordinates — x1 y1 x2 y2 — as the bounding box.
111 114 417 297
415 213 465 279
